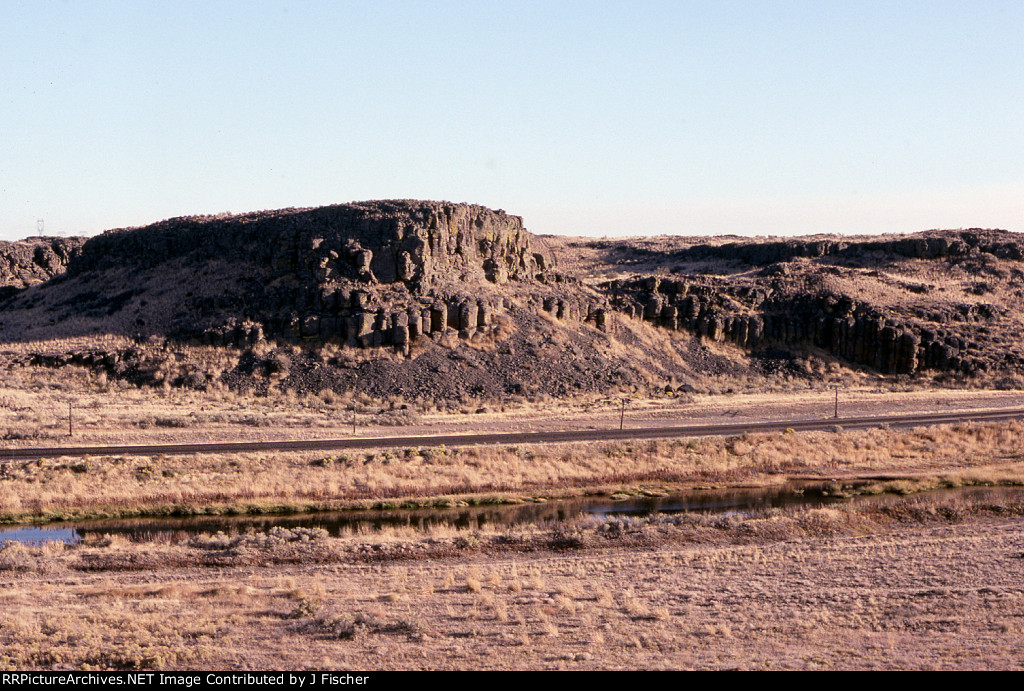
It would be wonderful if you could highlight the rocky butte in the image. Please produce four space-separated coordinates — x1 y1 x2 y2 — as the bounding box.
0 200 1021 402
62 199 584 350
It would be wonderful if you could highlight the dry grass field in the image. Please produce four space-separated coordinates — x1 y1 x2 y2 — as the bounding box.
4 405 1024 524
3 352 1024 670
6 211 1024 669
2 492 1024 670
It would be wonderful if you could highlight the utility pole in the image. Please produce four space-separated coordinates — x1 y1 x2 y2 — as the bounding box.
68 401 73 437
351 404 357 435
620 397 628 431
832 385 840 419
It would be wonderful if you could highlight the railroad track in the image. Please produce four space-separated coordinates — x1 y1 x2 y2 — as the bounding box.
1 407 1023 461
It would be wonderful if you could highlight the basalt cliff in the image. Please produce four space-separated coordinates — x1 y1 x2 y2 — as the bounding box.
1 201 1022 402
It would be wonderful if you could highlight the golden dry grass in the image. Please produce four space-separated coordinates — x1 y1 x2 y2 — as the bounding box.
3 493 1024 670
6 415 1024 524
3 418 1024 524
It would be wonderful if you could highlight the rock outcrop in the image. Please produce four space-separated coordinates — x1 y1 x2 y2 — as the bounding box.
585 229 1024 377
71 200 544 287
588 228 1024 268
0 237 85 297
52 202 544 348
605 277 932 374
0 201 614 355
2 204 1023 400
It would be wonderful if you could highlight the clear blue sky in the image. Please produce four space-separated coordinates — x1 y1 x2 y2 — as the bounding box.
2 1 1022 240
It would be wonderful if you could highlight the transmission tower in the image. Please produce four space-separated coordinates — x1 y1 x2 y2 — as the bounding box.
36 219 44 235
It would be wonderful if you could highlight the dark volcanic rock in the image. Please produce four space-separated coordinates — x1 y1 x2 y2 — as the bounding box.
653 229 1024 268
0 237 85 297
2 201 597 349
582 229 1024 379
3 205 1022 400
70 200 543 288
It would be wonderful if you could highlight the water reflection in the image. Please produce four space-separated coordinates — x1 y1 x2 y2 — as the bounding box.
0 525 80 545
2 483 1020 546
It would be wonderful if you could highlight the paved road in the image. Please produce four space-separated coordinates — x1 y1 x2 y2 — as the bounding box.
1 407 1022 461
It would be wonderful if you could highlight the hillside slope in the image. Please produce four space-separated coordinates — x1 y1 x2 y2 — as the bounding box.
1 202 1021 402
547 229 1024 379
